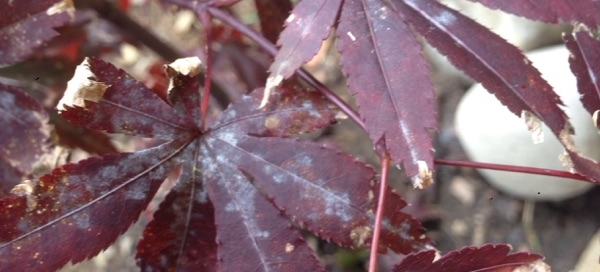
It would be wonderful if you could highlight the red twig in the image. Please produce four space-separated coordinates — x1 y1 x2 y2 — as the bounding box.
369 153 391 272
434 158 591 182
199 11 213 130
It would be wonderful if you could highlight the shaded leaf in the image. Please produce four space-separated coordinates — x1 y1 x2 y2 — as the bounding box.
0 0 74 66
255 0 293 43
0 84 50 194
337 0 437 188
52 111 119 155
264 0 343 106
136 147 217 271
564 24 600 129
0 141 183 271
468 0 600 29
393 244 547 272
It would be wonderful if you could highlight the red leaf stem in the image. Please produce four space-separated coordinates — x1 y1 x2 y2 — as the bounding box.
434 158 590 182
369 152 391 272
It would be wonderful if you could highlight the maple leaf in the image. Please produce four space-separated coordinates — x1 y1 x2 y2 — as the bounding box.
0 0 74 66
564 24 600 129
0 83 51 197
0 56 428 270
393 244 548 272
337 0 438 189
263 0 342 107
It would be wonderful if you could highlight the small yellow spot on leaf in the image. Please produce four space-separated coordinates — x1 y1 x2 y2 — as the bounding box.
264 116 280 130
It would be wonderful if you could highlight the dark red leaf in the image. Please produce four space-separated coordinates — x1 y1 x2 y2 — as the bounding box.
0 0 74 66
232 137 428 254
255 0 293 43
468 0 600 29
393 244 546 272
0 84 50 194
337 0 437 188
52 112 119 155
265 0 342 100
137 145 217 272
564 24 600 129
213 87 336 137
5 51 415 270
397 0 568 146
0 141 183 271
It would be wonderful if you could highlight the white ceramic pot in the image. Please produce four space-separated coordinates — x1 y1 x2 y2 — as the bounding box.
455 45 598 201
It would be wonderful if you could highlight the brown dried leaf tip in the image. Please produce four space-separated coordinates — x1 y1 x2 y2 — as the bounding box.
57 58 110 111
10 179 38 212
413 160 433 189
521 110 544 144
46 0 75 18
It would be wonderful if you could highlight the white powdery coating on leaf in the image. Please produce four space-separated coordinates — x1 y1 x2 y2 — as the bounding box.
375 6 390 20
323 192 352 222
72 212 90 229
233 180 271 239
301 101 322 118
57 58 110 111
432 9 457 26
217 131 239 146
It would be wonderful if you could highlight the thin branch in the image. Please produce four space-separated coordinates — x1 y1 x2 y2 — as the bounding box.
369 152 391 272
76 0 183 61
434 158 591 182
199 11 213 130
77 0 230 108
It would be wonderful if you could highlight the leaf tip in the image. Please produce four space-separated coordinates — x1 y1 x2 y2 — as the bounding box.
412 161 433 189
47 0 75 18
259 75 283 109
57 58 110 111
165 57 202 77
10 179 38 211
